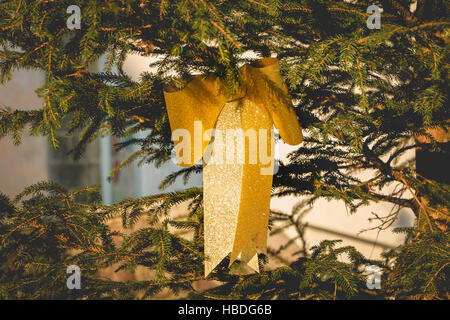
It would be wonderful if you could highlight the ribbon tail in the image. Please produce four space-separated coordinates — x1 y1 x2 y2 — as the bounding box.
229 100 274 271
204 98 274 276
203 101 243 277
240 241 259 273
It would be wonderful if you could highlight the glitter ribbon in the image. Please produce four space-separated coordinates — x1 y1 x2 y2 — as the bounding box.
163 58 303 276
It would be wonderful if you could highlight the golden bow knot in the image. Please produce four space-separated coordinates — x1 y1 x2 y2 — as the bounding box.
163 58 303 275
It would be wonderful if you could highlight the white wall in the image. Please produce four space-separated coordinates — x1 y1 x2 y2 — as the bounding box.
122 55 202 197
0 69 48 197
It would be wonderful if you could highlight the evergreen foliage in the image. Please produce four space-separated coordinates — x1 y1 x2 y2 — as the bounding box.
0 0 448 299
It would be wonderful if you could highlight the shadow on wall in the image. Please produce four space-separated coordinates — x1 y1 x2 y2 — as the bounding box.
47 119 101 200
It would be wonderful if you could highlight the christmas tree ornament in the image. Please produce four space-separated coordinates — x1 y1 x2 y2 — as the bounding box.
163 58 303 276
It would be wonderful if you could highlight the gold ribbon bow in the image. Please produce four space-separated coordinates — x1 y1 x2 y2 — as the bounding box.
163 58 303 276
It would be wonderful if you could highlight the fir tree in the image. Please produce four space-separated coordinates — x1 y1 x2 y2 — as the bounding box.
0 0 449 299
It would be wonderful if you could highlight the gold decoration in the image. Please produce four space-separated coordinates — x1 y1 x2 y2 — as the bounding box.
163 58 303 276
